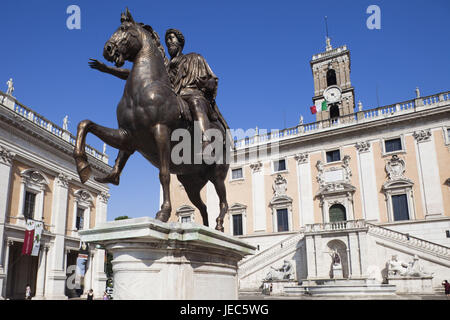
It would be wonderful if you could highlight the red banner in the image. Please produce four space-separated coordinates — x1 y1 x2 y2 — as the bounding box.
22 220 35 255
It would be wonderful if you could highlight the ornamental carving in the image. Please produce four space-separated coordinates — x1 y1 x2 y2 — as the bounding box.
56 173 69 188
385 155 406 181
250 161 263 173
294 153 309 164
21 169 48 189
342 155 352 182
273 174 287 197
413 129 431 143
0 145 15 166
74 189 93 206
355 141 370 153
316 160 325 187
99 191 110 204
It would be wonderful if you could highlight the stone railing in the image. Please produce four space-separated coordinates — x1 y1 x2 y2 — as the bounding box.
311 45 348 61
367 222 450 259
0 91 108 164
238 231 305 278
233 90 449 150
304 219 367 233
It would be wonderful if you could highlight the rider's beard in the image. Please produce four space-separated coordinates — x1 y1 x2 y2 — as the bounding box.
168 45 181 58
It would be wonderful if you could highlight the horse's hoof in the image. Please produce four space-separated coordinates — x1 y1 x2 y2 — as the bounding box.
155 210 170 223
215 224 224 233
78 165 92 184
95 174 120 185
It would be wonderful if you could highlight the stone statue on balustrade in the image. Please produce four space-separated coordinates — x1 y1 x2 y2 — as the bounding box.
6 78 14 96
63 115 69 131
264 260 294 281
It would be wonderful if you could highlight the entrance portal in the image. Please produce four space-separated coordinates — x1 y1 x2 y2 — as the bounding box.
6 242 38 299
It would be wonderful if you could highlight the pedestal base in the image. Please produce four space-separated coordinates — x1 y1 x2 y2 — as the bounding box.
79 217 255 300
387 276 434 294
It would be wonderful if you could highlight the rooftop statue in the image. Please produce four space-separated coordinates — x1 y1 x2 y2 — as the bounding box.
6 78 14 96
73 8 231 231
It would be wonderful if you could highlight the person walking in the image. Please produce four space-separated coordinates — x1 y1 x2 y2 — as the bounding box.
442 280 450 297
87 289 94 300
103 291 109 300
25 284 31 300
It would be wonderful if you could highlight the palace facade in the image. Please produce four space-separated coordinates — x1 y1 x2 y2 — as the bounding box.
167 39 450 294
0 90 111 299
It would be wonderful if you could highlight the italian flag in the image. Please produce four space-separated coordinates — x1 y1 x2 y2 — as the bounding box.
321 100 328 111
31 221 44 256
22 220 35 255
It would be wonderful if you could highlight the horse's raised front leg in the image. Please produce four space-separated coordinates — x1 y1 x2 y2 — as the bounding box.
153 124 172 222
74 120 132 184
94 150 133 185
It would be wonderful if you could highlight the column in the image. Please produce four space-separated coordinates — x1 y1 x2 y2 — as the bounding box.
295 153 314 226
355 141 380 221
305 235 317 279
1 240 13 299
347 232 361 278
45 173 69 299
414 129 444 218
92 192 109 297
34 245 49 299
0 145 15 299
250 162 266 232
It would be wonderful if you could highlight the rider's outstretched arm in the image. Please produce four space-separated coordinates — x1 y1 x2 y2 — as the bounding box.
89 59 130 80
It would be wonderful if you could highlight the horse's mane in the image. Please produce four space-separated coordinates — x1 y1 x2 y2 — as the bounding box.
139 23 170 72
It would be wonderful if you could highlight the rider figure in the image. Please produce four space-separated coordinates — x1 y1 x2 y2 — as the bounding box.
165 28 218 151
89 26 221 184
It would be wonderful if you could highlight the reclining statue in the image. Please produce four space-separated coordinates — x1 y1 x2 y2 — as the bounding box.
264 260 294 281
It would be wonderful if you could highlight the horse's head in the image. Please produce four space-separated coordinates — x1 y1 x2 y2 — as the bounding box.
103 8 144 67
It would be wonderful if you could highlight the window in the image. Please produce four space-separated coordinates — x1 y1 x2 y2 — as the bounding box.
329 204 347 222
23 191 36 220
274 159 286 172
326 150 341 163
327 69 337 87
392 194 409 221
385 138 402 153
231 168 243 180
232 214 243 236
330 105 340 119
76 207 84 230
181 216 191 223
277 208 289 232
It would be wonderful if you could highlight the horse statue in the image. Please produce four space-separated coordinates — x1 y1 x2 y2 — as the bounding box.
73 9 230 231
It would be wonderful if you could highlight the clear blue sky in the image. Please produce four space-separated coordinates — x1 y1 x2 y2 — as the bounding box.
1 1 449 221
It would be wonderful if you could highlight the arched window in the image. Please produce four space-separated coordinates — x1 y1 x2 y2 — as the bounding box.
326 69 337 87
330 105 340 119
329 204 346 222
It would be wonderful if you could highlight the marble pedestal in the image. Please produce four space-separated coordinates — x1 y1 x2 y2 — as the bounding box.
332 264 343 279
79 217 255 300
387 276 434 294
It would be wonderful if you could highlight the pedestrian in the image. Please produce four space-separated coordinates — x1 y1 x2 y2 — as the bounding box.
87 289 94 300
25 284 31 300
442 280 450 297
103 291 109 300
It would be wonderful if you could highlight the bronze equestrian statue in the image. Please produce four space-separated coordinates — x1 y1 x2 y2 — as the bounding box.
73 9 230 231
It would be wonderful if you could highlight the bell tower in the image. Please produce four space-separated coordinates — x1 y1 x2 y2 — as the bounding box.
310 36 355 122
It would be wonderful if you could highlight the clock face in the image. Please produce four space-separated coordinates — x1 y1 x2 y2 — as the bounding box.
324 86 342 103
